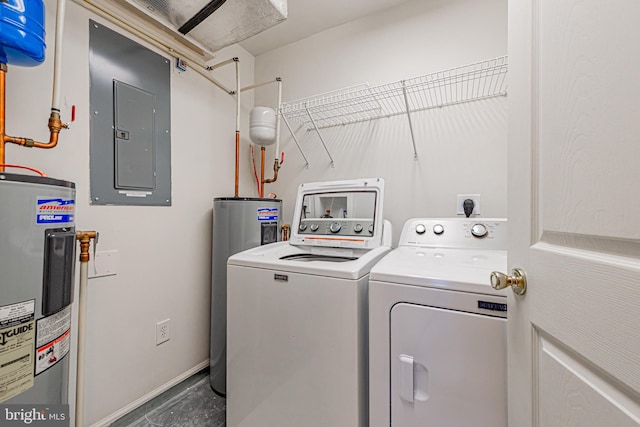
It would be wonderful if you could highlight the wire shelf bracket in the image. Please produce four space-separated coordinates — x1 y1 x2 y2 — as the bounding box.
280 113 310 168
279 56 508 161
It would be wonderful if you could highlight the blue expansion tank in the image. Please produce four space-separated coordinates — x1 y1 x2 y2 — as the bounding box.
0 0 46 66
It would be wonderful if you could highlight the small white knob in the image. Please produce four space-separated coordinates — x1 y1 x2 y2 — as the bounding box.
330 222 342 233
415 224 426 234
433 224 444 235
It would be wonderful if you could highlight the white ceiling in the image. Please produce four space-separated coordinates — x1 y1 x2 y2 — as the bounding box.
238 0 412 56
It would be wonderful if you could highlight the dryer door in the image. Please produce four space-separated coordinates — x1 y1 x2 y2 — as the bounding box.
390 303 507 427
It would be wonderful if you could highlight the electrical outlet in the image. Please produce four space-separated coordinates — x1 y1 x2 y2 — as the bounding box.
156 319 171 345
456 194 480 216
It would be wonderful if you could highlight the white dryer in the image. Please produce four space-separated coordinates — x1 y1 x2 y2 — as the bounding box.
369 218 508 427
227 178 391 427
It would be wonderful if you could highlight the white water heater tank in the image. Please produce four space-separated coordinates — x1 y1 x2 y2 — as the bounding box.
249 106 276 146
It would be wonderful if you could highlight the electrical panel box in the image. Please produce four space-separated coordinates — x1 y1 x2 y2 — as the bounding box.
89 20 171 206
113 81 156 190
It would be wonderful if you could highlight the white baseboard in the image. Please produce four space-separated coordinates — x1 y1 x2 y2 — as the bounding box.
90 360 210 427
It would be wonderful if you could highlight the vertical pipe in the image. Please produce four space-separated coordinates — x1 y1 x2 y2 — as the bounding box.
0 64 7 171
234 58 240 197
275 78 282 164
51 0 67 111
263 78 283 187
75 261 88 427
75 231 97 427
260 147 265 198
234 132 240 197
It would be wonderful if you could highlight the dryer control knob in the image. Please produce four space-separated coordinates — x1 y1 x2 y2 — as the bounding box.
299 223 307 232
471 223 488 238
433 224 444 235
368 224 374 234
415 224 426 235
310 224 319 232
353 223 363 233
330 222 342 233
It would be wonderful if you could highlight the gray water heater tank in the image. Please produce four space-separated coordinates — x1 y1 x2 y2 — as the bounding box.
210 197 282 395
0 173 76 406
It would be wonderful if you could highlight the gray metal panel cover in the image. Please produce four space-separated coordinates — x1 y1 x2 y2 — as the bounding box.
89 20 171 206
114 80 156 190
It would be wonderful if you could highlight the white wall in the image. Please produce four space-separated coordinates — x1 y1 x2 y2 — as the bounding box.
4 3 257 425
254 0 508 242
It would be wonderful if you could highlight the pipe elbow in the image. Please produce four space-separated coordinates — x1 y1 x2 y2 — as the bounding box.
264 160 281 184
32 132 60 149
33 112 66 149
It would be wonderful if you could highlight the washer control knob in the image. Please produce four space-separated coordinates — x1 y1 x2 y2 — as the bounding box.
330 222 342 233
471 223 488 238
415 224 426 235
353 223 363 233
299 223 307 232
368 224 374 234
433 224 444 235
310 223 319 232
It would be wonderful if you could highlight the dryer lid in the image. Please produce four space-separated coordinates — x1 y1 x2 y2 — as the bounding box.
369 246 508 296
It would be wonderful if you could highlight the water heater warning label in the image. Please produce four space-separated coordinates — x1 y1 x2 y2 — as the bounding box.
35 307 71 376
35 330 70 376
0 300 35 403
36 197 75 224
258 207 279 222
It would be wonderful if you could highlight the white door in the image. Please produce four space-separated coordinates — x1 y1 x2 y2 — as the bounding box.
508 0 640 426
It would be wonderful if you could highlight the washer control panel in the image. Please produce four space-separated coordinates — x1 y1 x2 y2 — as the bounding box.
299 218 375 237
399 218 507 249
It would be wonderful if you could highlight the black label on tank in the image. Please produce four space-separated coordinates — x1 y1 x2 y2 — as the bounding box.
274 274 288 282
478 301 507 312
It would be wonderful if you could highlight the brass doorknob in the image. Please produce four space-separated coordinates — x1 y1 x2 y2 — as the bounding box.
490 268 527 295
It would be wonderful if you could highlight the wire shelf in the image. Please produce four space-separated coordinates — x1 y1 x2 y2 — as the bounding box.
281 56 507 129
279 56 508 162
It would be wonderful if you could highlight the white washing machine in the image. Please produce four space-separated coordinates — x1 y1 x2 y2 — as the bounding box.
369 218 508 427
227 178 391 427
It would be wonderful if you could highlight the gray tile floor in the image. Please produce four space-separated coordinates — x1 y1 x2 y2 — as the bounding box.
111 371 225 427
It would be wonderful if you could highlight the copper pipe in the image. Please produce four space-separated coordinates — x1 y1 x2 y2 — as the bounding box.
0 64 7 171
264 159 280 184
34 111 66 148
281 224 290 241
260 147 265 198
234 131 240 197
0 64 67 172
76 231 98 263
